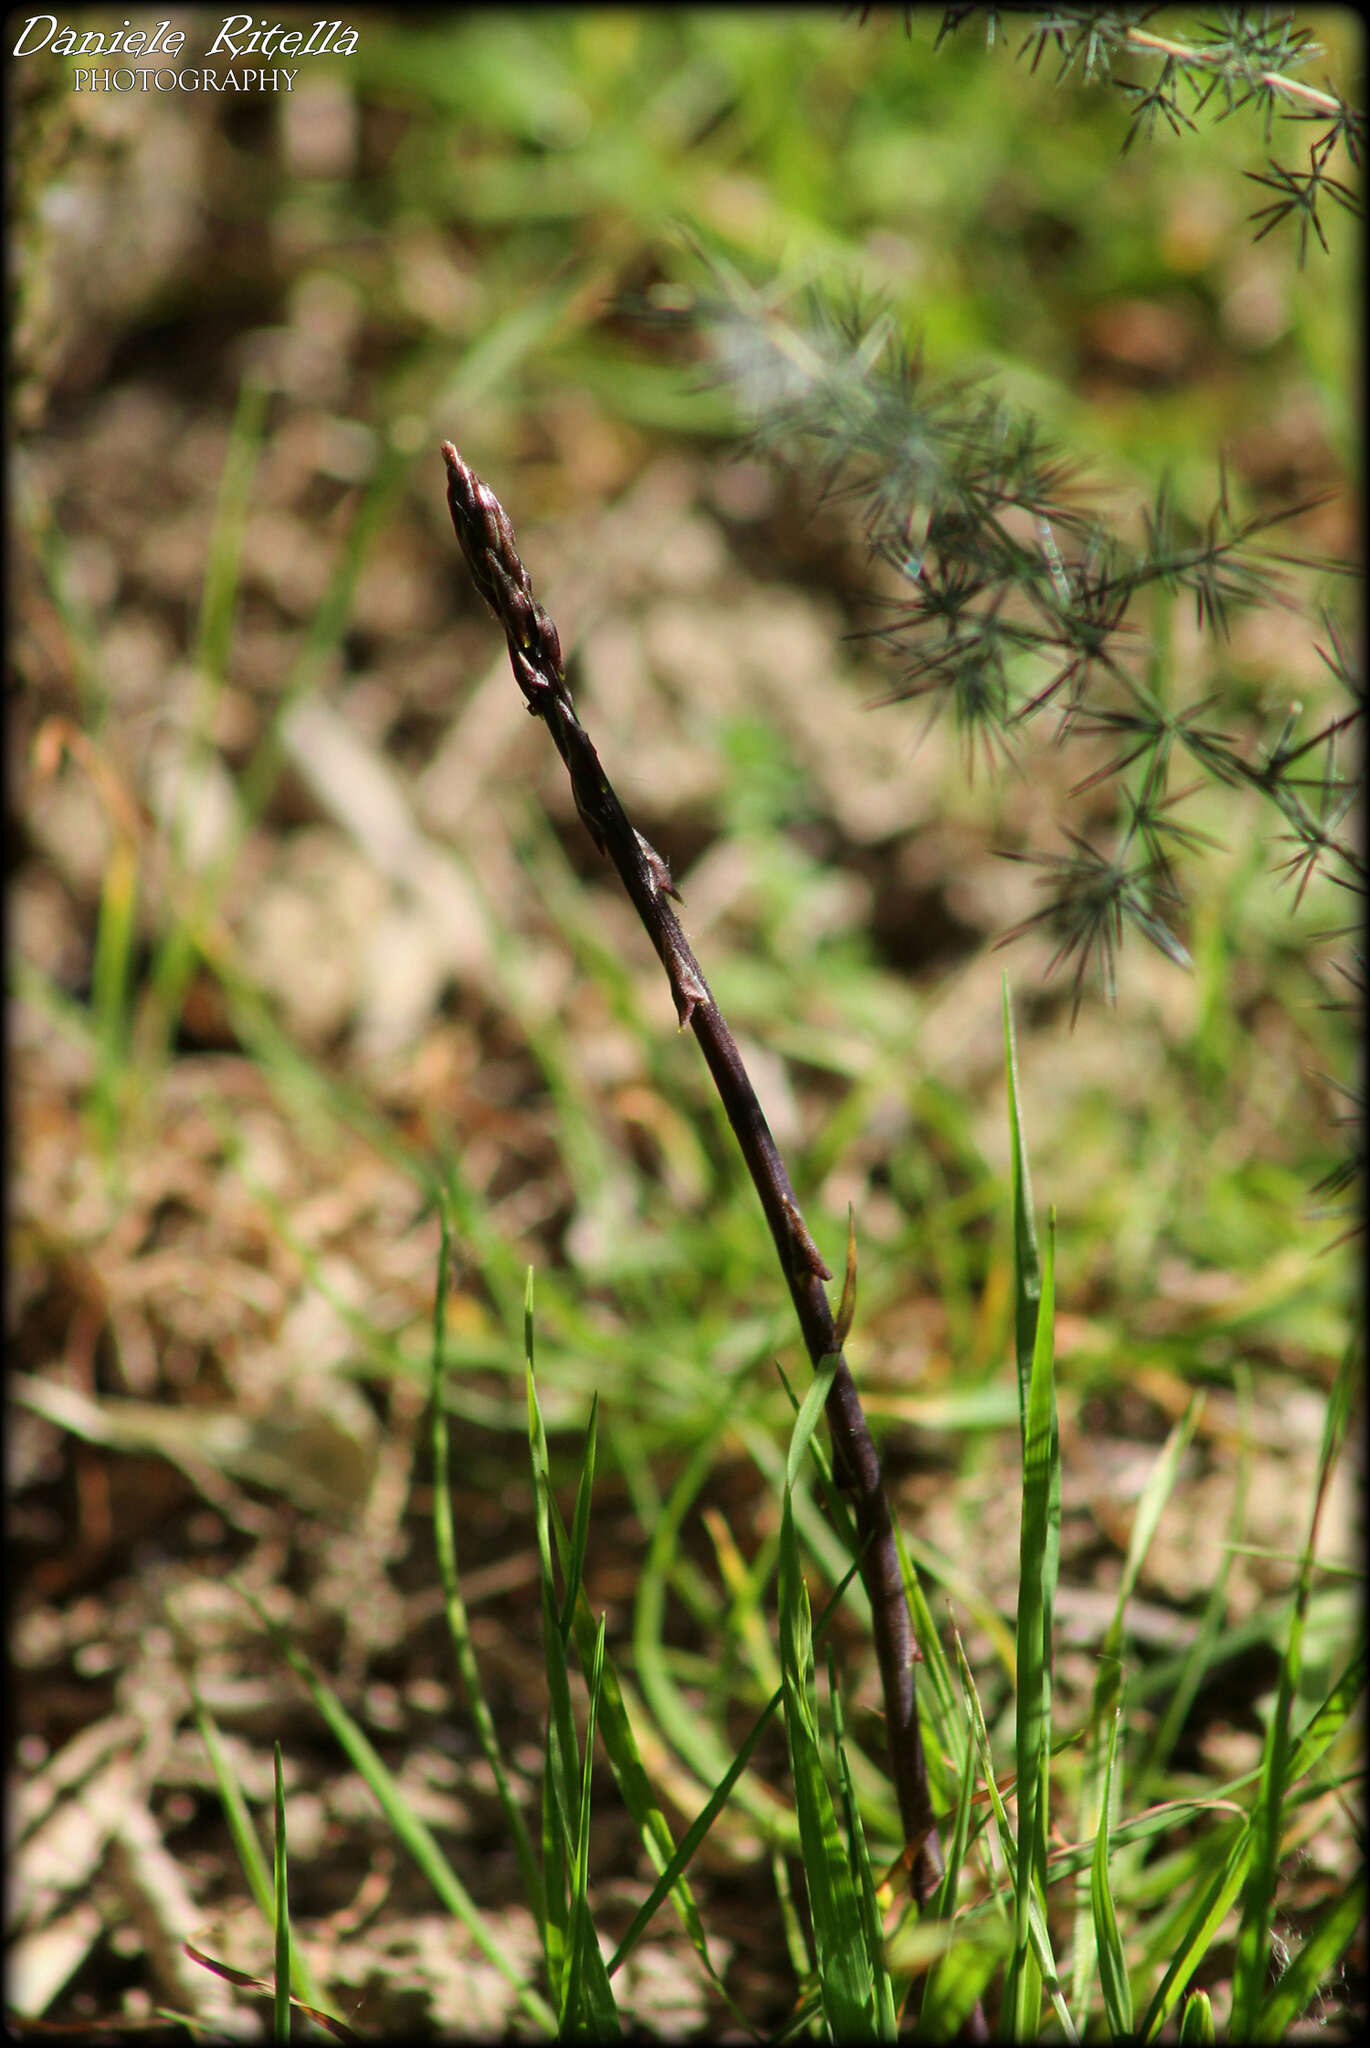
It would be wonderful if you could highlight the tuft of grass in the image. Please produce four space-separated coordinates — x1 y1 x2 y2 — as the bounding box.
192 983 1359 2035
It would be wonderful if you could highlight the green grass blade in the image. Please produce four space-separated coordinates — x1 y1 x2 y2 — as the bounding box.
1090 1709 1133 2037
1177 1988 1216 2042
1002 975 1042 1428
188 1686 334 2020
429 1202 544 1932
565 1618 729 1999
524 1283 629 2031
1007 1209 1060 2040
770 1844 812 2000
1139 1369 1251 1791
1110 1396 1205 1656
913 1613 999 2031
828 1647 897 2040
1136 1826 1254 2039
557 1613 618 2031
778 1480 878 2040
86 819 139 1155
527 1322 578 2004
193 373 270 682
140 437 409 1073
272 1743 290 2046
934 1696 980 1917
541 1722 569 2011
237 1583 555 2033
560 1393 599 1639
605 1558 860 2027
633 1412 795 1836
786 1351 841 1490
890 1517 985 1831
1286 1650 1364 1780
1001 980 1076 2041
606 1685 783 1977
904 1922 1007 2044
952 1629 1015 1911
1072 1394 1204 2012
1229 1341 1358 2037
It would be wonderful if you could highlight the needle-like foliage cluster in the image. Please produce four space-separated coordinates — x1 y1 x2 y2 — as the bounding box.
664 260 1361 1015
923 5 1363 264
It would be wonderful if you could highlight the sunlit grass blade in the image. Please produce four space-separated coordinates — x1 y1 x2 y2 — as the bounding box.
272 1742 290 2046
889 1515 1007 1840
769 1843 816 2027
778 1381 880 2040
934 1695 980 1923
906 1632 1013 2034
193 373 270 683
88 824 139 1155
828 1646 897 2038
187 1685 334 2022
1285 1649 1364 1779
785 1352 840 1491
1136 1820 1255 2038
1178 1987 1216 2042
524 1268 707 2027
1003 981 1060 2035
998 996 1079 2042
900 1920 1006 2044
564 1605 734 2006
560 1391 599 1638
606 1684 782 1976
633 1410 796 1836
1072 1394 1204 2011
525 1277 624 2031
140 434 410 1073
541 1720 570 2013
918 1693 982 2028
1130 1677 1362 2032
1002 974 1042 1424
606 1555 859 2011
1003 976 1061 1954
235 1582 555 2032
131 369 266 1106
560 1615 621 2036
1139 1369 1253 1791
1229 1340 1358 2038
952 1628 1014 1910
527 1290 578 2007
1090 1709 1133 2037
703 1502 782 1694
429 1201 543 1931
1007 1206 1060 2038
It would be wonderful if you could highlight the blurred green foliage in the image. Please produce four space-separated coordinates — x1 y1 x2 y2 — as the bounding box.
334 8 1359 478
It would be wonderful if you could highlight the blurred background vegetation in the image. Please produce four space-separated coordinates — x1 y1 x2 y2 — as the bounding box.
9 7 1360 2036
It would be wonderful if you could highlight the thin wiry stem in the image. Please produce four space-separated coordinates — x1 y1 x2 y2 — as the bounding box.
440 443 972 1971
